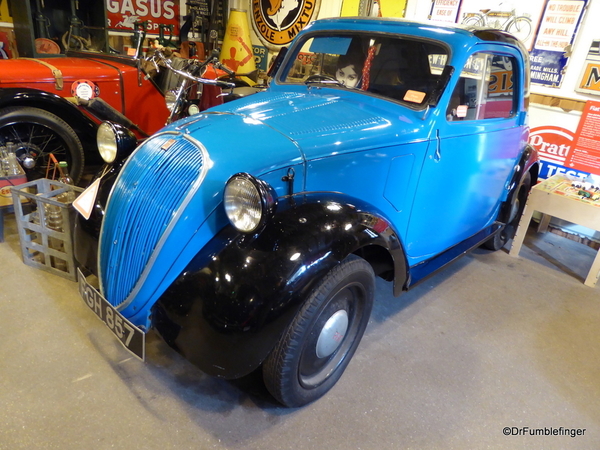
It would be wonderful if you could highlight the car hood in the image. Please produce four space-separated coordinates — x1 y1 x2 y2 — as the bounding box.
208 88 430 160
99 89 430 322
0 56 126 86
99 114 303 319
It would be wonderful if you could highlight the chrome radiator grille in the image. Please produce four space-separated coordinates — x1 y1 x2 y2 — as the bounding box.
99 133 205 308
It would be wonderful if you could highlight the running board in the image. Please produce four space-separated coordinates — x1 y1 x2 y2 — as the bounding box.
406 222 503 289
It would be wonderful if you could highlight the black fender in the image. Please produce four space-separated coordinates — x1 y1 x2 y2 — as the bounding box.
151 192 408 379
73 161 126 275
0 87 98 156
497 143 539 224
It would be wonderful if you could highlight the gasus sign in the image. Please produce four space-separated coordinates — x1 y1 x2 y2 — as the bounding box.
106 0 179 35
252 0 319 47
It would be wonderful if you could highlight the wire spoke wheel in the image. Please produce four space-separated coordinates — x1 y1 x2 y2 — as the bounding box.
0 107 84 183
507 17 532 42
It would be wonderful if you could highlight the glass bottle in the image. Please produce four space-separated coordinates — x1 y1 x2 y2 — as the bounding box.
0 146 8 176
57 161 76 203
5 142 24 176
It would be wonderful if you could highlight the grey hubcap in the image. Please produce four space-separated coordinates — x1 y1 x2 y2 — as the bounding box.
315 309 349 358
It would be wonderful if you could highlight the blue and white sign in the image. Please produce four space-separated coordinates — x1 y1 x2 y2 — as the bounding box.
530 0 588 87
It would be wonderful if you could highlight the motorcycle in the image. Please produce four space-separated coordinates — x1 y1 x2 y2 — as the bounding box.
143 47 262 125
0 23 261 184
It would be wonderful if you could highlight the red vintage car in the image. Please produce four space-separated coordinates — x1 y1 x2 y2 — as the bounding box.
0 29 230 183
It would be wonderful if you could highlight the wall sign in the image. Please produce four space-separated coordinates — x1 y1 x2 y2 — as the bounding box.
429 0 462 23
106 0 179 36
529 0 588 88
0 0 12 23
528 126 589 179
576 40 600 96
251 0 320 49
563 100 600 176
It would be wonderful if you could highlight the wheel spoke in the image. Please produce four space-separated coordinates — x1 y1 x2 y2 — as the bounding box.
2 122 68 179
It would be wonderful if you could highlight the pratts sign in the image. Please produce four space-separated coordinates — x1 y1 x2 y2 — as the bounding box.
251 0 319 48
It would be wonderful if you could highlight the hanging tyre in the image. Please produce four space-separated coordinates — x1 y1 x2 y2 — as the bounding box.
263 254 375 407
0 106 85 184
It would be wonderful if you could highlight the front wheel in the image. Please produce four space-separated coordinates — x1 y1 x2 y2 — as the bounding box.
506 17 533 42
263 255 375 407
0 106 85 183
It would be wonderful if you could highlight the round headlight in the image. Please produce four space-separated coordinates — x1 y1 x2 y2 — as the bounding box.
97 122 118 163
224 173 276 233
96 121 137 164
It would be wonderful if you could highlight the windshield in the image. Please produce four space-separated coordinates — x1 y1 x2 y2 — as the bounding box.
281 33 449 108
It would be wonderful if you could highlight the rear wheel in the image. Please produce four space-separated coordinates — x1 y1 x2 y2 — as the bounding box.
462 14 484 27
484 172 532 251
0 106 85 183
263 255 375 407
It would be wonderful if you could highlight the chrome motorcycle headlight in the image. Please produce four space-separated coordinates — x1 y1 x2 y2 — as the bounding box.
97 121 137 164
165 89 178 112
224 173 277 233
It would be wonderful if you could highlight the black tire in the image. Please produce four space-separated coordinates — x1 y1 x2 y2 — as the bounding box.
263 254 375 407
0 106 85 184
484 171 532 251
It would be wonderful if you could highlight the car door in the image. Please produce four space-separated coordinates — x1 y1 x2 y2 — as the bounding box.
406 46 526 260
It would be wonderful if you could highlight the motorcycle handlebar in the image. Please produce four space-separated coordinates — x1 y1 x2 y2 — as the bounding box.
146 49 236 89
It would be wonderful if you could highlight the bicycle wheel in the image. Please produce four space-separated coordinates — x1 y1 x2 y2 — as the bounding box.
462 14 484 27
506 17 532 42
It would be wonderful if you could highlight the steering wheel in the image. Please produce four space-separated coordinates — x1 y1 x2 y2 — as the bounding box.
304 74 343 86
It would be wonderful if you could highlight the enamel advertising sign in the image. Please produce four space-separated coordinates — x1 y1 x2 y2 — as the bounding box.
576 40 600 96
106 0 180 36
252 0 320 48
529 0 588 87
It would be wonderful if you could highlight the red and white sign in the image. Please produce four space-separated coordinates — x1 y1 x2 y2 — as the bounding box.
529 125 574 166
106 0 179 35
563 100 600 175
429 0 462 23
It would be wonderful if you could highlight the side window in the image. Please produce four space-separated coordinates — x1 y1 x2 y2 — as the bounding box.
447 53 517 121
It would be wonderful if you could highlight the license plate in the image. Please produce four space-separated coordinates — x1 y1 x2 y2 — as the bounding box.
78 269 145 360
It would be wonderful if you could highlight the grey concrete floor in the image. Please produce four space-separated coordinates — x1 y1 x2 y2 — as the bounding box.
1 212 599 450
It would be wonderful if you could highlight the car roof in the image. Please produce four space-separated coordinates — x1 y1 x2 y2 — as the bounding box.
304 17 526 55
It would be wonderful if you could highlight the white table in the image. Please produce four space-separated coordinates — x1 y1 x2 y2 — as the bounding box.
509 174 600 287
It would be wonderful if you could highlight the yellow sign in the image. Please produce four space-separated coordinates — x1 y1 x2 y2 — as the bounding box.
576 40 600 96
578 63 600 94
220 9 256 82
252 0 319 48
0 0 13 23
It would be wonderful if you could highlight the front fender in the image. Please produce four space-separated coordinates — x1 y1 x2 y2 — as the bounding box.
152 192 407 379
0 87 98 152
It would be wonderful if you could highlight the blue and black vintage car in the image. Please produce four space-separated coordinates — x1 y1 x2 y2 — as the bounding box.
74 17 538 407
